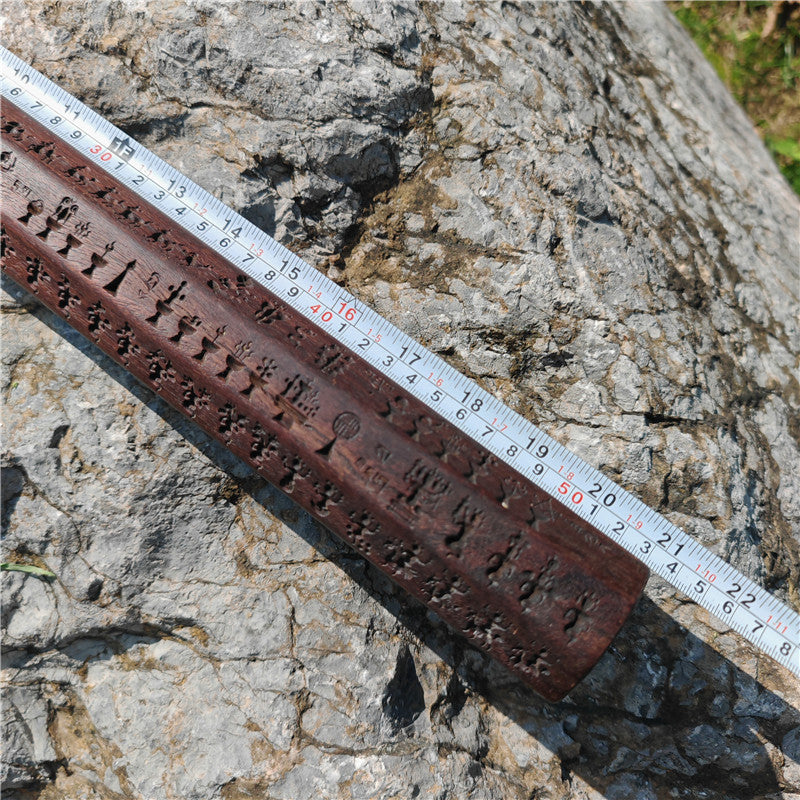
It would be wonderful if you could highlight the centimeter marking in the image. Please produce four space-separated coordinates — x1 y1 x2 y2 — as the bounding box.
2 46 797 677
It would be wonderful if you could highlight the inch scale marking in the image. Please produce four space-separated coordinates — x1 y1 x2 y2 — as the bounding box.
2 47 797 677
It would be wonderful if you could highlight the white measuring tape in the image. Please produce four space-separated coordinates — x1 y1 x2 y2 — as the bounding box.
2 46 797 677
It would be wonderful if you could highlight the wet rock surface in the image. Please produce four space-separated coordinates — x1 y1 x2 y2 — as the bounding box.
2 2 798 799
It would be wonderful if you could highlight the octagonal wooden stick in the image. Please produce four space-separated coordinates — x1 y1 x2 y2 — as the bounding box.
1 105 648 701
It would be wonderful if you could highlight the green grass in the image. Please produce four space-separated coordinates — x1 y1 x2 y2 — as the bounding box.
670 1 800 195
1 562 56 579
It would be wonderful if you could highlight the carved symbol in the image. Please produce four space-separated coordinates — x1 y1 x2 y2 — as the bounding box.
332 411 360 439
485 528 526 586
183 252 208 272
103 260 137 295
233 340 252 360
217 353 247 382
216 345 253 392
464 608 505 644
218 403 245 440
240 358 278 397
355 456 391 496
571 515 617 559
66 165 88 185
121 206 144 228
83 242 115 277
345 511 381 556
375 444 392 463
2 120 23 137
274 375 319 427
192 326 227 361
17 198 43 225
146 280 187 326
440 433 470 465
255 299 283 326
148 227 171 247
410 414 443 450
278 454 311 494
0 150 16 171
527 494 559 527
57 232 83 258
87 300 111 339
401 460 450 516
384 537 422 573
562 591 598 643
143 225 186 259
499 476 526 509
207 274 231 294
439 435 498 484
288 325 318 349
36 196 78 240
518 556 560 609
310 481 343 517
25 256 50 291
423 569 467 603
145 349 175 386
454 448 497 484
73 220 92 237
169 314 202 345
379 395 412 429
27 139 56 162
0 230 16 260
180 377 210 416
527 649 551 677
446 498 485 554
465 450 498 484
315 343 352 377
93 185 116 200
233 275 250 296
250 423 279 465
316 411 361 460
115 323 139 362
56 274 80 317
509 646 550 678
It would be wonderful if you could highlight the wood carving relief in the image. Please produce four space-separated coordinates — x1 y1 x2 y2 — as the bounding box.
1 105 649 701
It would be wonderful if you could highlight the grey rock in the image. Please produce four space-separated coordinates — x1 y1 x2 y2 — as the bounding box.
1 686 57 789
605 773 658 800
683 724 728 764
785 727 800 791
2 1 799 799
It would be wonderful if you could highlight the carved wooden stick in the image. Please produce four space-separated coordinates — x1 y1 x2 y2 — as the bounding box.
1 105 648 701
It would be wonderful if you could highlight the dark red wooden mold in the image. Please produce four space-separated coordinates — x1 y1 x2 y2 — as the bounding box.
0 105 648 701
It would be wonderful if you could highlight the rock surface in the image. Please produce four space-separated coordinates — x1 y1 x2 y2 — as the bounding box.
2 2 799 799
